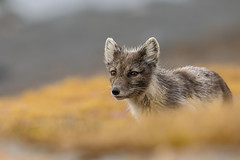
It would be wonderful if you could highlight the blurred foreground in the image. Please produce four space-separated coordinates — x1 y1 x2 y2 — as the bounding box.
0 65 240 159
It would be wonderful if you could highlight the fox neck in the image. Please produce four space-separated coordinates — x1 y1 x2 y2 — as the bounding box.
126 68 169 118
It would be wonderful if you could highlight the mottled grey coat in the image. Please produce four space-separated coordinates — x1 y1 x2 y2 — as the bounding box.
104 37 232 118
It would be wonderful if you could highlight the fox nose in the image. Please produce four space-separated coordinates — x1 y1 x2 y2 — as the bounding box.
112 88 120 95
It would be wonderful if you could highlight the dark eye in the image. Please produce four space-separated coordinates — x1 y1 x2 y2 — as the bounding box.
129 71 139 77
110 70 116 76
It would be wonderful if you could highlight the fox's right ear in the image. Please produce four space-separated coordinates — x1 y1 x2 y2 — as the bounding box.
104 38 120 63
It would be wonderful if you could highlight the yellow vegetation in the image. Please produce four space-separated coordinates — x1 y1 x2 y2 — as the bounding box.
0 65 240 154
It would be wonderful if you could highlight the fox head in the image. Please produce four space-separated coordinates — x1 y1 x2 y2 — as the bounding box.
104 37 160 100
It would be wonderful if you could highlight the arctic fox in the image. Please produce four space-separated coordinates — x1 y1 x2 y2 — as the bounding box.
104 37 232 118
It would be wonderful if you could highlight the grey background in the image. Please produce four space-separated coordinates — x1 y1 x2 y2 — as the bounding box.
0 0 240 96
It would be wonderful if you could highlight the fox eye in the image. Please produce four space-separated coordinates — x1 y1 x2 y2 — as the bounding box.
129 71 139 77
110 70 116 76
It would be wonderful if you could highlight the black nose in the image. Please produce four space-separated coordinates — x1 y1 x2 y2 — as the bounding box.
112 88 120 95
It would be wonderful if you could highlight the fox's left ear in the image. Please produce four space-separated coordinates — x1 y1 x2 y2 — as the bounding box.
140 37 160 64
104 38 120 63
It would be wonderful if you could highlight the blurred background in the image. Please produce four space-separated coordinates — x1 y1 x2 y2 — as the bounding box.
0 0 240 96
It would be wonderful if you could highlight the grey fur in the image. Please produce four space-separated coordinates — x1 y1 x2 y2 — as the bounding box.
104 37 232 118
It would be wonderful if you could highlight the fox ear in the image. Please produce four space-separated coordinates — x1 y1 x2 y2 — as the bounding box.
104 38 120 63
141 37 160 63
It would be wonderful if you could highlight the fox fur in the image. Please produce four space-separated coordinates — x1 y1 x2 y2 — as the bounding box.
104 37 232 118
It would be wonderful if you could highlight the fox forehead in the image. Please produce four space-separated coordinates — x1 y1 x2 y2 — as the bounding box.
107 50 144 71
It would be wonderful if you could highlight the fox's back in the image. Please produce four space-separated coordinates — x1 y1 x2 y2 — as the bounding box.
172 66 232 104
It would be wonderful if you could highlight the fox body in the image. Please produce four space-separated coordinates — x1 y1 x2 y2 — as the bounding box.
104 37 232 118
